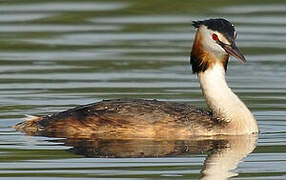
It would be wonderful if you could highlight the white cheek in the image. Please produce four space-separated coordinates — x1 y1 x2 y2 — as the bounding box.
200 27 226 55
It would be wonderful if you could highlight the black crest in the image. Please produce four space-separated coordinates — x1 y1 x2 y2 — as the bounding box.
192 18 235 43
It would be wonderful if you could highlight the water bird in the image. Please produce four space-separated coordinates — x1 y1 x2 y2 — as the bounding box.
13 18 259 138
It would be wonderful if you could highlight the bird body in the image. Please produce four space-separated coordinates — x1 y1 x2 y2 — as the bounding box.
13 18 259 138
15 99 227 138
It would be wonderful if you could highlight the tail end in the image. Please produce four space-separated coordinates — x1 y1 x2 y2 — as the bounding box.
13 115 42 135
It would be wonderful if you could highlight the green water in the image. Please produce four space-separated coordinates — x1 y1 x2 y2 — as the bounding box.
0 0 286 179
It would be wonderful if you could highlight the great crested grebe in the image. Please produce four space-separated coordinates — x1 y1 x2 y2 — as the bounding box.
14 18 258 138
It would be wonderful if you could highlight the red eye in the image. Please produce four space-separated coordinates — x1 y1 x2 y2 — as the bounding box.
212 33 218 41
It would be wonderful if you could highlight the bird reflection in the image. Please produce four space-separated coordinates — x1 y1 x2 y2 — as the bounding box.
49 134 257 179
200 135 257 179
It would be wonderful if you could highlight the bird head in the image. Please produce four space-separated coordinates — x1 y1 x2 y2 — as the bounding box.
191 18 246 73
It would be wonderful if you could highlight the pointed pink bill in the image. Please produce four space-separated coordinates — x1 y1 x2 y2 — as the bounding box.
223 43 247 63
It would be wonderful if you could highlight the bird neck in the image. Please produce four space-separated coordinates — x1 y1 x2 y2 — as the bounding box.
198 63 258 134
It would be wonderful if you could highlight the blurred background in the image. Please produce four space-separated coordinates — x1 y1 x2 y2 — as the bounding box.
0 0 286 179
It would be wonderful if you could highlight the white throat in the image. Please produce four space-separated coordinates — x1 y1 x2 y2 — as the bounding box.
198 63 258 134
